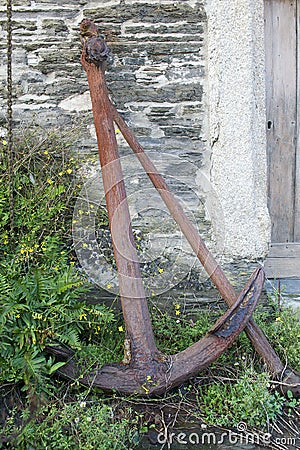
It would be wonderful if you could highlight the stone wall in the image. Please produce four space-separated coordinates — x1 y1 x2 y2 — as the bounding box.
0 0 213 291
0 0 207 161
0 0 271 272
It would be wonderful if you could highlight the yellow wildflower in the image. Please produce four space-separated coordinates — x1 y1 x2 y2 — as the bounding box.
175 310 181 316
47 179 54 185
2 140 7 146
275 317 281 322
66 168 72 174
142 385 149 394
118 326 124 332
43 150 49 155
158 268 164 274
79 313 87 320
106 283 112 289
32 312 43 320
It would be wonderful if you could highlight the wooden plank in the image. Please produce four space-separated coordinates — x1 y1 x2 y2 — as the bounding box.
264 0 297 242
265 278 300 296
265 243 300 278
265 257 300 279
268 242 300 257
295 0 300 241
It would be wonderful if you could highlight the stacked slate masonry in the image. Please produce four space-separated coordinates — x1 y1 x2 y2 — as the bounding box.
0 0 270 294
0 1 206 159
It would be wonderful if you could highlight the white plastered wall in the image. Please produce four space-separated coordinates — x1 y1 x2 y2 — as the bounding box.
202 0 271 260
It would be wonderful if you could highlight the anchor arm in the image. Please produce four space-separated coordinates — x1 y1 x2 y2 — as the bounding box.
48 267 264 395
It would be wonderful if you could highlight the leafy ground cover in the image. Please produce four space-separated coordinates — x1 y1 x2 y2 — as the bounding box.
0 128 299 449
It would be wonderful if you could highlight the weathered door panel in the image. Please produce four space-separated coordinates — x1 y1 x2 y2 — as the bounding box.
265 0 297 243
264 0 300 279
295 3 300 241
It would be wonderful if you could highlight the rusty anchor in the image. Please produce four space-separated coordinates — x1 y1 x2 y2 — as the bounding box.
49 20 300 397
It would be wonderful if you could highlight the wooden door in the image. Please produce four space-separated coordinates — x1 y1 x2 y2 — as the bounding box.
264 0 300 279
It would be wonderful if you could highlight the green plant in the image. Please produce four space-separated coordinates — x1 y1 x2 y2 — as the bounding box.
151 304 213 354
1 401 133 449
284 389 300 416
1 131 75 253
197 369 285 427
0 260 114 390
0 129 114 393
255 297 300 372
73 322 125 373
150 300 300 429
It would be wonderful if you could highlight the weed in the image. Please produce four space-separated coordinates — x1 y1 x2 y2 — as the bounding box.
0 265 114 390
197 369 285 427
0 129 114 394
150 298 300 429
2 401 133 449
151 305 213 354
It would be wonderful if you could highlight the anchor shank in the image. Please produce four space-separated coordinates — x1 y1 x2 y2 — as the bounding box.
81 55 159 364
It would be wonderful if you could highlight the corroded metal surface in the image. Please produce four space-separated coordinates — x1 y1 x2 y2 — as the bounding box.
84 37 109 65
80 46 159 367
50 267 264 395
45 20 300 397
